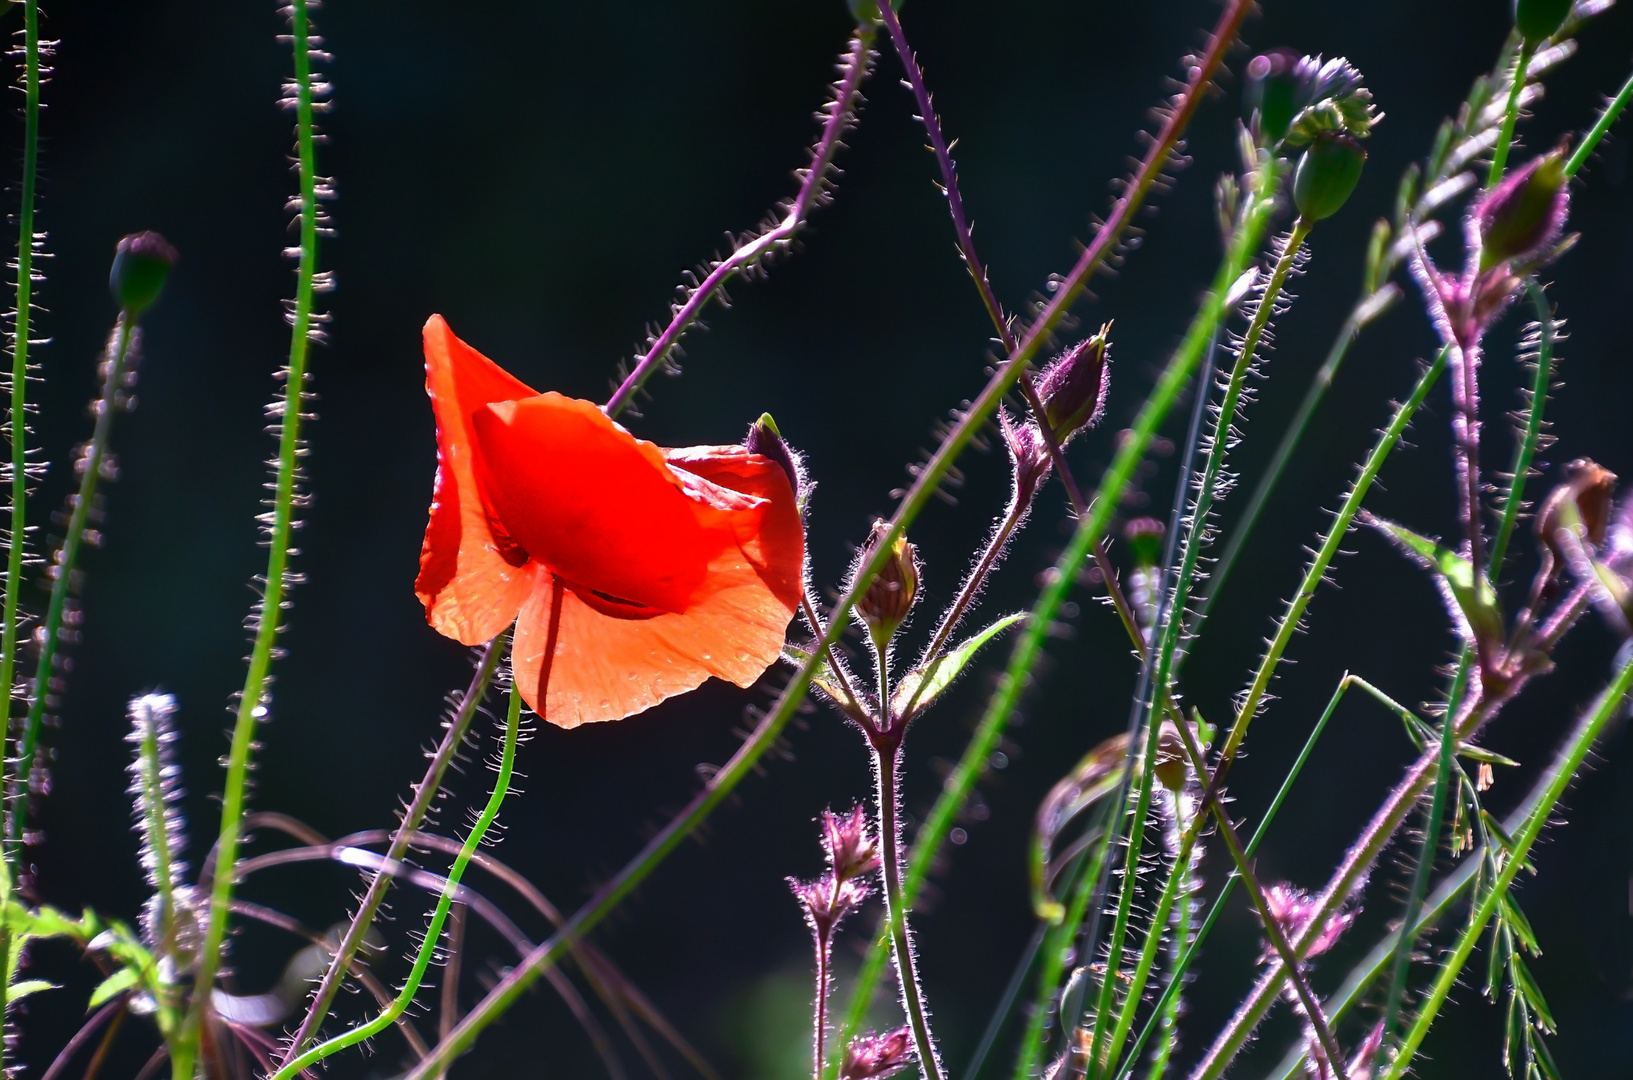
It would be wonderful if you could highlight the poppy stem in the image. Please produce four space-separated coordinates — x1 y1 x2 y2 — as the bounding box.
604 28 873 419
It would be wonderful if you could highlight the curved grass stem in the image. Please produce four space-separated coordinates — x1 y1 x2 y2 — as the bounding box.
1566 63 1633 178
1488 40 1536 188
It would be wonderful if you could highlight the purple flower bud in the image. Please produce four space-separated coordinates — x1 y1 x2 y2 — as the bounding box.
821 806 880 881
790 873 870 938
110 231 178 317
856 520 919 642
1035 325 1111 445
840 1027 914 1080
745 412 806 504
1000 409 1053 505
1474 147 1570 274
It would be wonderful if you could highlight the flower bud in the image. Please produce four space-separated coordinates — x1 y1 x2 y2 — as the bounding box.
821 806 880 881
745 412 804 501
999 409 1052 505
1123 517 1165 569
1292 131 1366 222
1474 147 1569 274
857 520 918 643
1244 48 1303 147
1537 458 1617 554
1035 324 1111 444
109 231 178 317
841 1028 913 1080
1514 0 1572 45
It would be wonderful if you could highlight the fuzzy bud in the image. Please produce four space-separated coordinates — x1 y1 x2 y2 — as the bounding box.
1293 131 1367 222
840 1028 914 1080
110 231 178 318
790 873 870 938
1123 517 1165 569
1035 324 1111 444
857 520 919 643
1000 409 1052 505
1515 0 1572 45
821 806 880 881
1245 49 1303 147
1475 147 1570 273
745 413 805 503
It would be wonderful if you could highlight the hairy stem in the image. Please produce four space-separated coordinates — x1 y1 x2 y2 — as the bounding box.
1488 41 1536 188
604 30 871 418
183 5 325 1073
279 638 503 1067
1566 63 1633 178
1488 282 1555 578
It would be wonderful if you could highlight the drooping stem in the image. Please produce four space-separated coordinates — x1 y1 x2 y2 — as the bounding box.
604 30 872 418
870 737 944 1080
271 649 528 1080
9 314 136 859
279 638 503 1067
0 0 44 880
183 4 326 1073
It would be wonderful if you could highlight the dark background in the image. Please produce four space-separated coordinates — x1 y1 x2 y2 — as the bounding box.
9 0 1632 1077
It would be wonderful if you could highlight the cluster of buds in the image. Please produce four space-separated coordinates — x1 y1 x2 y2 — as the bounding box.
1243 52 1377 222
1416 145 1572 351
1259 882 1357 966
789 805 880 939
839 1026 914 1080
856 520 920 648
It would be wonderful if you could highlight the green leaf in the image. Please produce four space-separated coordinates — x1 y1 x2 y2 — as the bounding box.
1500 894 1540 955
1512 956 1556 1033
7 979 54 1002
1364 515 1503 650
1458 742 1521 768
892 613 1026 722
780 645 853 712
89 966 140 1008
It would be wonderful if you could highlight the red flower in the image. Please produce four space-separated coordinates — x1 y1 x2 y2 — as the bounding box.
415 315 805 728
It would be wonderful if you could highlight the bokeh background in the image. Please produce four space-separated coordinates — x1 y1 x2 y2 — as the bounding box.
10 0 1633 1077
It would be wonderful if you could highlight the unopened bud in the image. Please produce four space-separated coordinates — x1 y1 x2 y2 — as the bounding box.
1245 48 1303 147
1000 409 1052 504
745 413 804 501
1152 722 1188 793
1123 517 1165 569
1538 458 1617 555
1292 131 1366 222
1515 0 1572 45
110 231 178 317
821 806 880 881
1035 324 1111 444
840 1028 914 1080
857 520 919 643
1475 147 1569 273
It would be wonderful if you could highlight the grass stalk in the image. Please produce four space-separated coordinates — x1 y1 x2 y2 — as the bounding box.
181 3 325 1073
1565 63 1633 178
1488 282 1556 577
1488 40 1536 187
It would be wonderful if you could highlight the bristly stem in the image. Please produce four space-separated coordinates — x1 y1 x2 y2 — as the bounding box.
1488 40 1536 188
1566 63 1633 178
0 0 44 879
604 30 872 419
278 638 503 1068
9 314 137 860
183 4 326 1074
271 646 527 1080
1488 282 1555 578
1380 654 1633 1080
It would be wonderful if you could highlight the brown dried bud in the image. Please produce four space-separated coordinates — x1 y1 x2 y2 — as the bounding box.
1537 458 1617 559
857 520 919 642
1035 324 1111 444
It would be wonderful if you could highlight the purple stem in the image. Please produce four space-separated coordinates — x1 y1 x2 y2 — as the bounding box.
604 31 872 418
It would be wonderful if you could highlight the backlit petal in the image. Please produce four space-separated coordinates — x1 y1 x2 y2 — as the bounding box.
415 315 537 644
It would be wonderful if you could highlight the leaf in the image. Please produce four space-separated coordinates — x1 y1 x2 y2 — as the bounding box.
780 645 854 712
1457 742 1521 768
1363 514 1503 651
1500 894 1540 955
892 613 1026 723
1512 956 1556 1033
6 979 55 1002
89 966 140 1008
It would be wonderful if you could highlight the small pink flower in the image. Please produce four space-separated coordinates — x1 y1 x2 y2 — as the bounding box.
822 806 881 881
840 1027 914 1080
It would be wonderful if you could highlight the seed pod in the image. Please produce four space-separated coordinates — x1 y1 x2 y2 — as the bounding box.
1035 324 1111 444
857 520 919 643
1475 147 1569 273
110 231 179 318
1293 131 1366 222
1514 0 1572 45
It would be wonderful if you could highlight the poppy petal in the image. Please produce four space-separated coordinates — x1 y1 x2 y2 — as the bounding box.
416 315 538 644
511 450 804 728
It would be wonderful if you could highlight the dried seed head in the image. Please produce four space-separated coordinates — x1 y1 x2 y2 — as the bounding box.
1515 0 1573 45
821 805 880 881
745 412 806 506
1475 146 1571 274
840 1028 914 1080
1036 324 1112 444
1293 131 1367 222
857 520 919 643
1538 458 1618 555
110 231 178 318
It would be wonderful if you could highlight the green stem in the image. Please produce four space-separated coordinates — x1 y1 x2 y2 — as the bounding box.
1488 282 1555 578
271 659 525 1080
1565 63 1633 178
181 5 323 1075
10 315 136 857
1 0 42 873
1488 41 1535 188
1380 655 1633 1080
873 740 945 1080
278 639 502 1067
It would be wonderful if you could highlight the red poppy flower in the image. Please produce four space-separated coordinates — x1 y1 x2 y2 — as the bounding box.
415 315 804 729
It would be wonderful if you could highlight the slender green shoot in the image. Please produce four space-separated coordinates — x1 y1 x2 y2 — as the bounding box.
272 664 525 1080
182 4 325 1074
1565 64 1633 178
1489 282 1557 578
1488 41 1537 187
1381 654 1633 1080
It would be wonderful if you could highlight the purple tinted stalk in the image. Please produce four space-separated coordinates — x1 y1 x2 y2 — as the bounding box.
604 31 872 419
